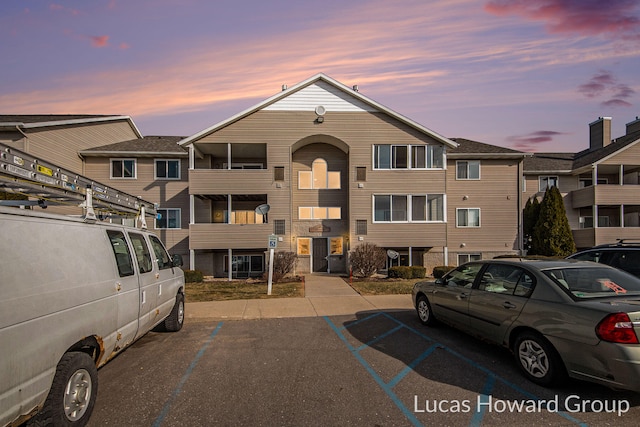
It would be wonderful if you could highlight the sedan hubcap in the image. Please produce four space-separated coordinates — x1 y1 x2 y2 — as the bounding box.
64 369 92 421
518 339 549 378
418 300 429 321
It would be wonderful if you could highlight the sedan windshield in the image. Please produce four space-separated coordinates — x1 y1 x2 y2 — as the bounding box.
543 267 640 299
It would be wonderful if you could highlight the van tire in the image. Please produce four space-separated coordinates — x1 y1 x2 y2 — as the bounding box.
29 352 97 426
164 292 185 332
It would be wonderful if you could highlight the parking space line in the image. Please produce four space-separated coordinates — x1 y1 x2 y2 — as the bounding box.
326 313 588 427
152 322 224 427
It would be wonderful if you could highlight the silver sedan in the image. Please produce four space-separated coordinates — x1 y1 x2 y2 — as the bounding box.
412 259 640 392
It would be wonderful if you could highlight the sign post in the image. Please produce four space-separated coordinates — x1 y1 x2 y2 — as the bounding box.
267 234 278 295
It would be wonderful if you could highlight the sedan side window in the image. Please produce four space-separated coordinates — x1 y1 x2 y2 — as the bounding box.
478 264 535 297
444 263 482 288
128 233 153 274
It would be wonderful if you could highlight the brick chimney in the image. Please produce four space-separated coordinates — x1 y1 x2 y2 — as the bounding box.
626 116 640 135
589 117 612 150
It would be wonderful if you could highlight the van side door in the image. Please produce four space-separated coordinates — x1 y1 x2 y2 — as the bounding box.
127 232 158 337
106 230 140 353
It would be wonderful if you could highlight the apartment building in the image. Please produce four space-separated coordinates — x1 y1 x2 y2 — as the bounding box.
524 116 640 249
180 74 526 277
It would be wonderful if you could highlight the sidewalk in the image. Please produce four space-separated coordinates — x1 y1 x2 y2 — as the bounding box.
185 273 415 322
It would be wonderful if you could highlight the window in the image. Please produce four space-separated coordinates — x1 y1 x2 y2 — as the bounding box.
373 145 443 169
224 255 264 278
478 264 535 297
128 232 153 274
111 159 136 179
107 230 134 277
274 220 285 235
442 263 483 288
539 176 558 191
356 220 367 235
299 207 341 220
373 194 445 222
149 235 172 270
155 159 180 179
330 237 343 255
297 238 311 255
458 253 481 265
298 158 340 189
156 209 181 229
456 161 480 180
457 208 480 227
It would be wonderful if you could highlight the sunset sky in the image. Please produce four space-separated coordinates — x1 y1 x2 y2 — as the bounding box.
1 0 639 152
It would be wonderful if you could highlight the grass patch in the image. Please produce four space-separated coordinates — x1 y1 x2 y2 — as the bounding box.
345 277 418 295
185 278 304 302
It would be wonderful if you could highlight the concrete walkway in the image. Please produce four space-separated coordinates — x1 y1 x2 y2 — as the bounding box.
185 274 414 322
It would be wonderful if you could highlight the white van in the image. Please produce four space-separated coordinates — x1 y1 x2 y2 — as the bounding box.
0 205 185 426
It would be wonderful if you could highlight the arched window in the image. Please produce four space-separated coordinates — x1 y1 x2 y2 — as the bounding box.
299 158 340 189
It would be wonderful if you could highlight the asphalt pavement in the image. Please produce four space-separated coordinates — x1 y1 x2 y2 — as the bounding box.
185 273 415 322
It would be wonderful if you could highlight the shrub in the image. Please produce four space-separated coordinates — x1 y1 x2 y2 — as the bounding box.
349 243 386 277
432 266 455 279
531 186 576 256
264 251 297 283
388 266 426 279
184 269 204 283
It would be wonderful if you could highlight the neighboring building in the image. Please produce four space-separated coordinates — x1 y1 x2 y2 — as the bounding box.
79 136 190 264
179 73 527 277
524 116 640 249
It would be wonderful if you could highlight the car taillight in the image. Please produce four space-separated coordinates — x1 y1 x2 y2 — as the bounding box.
596 313 639 344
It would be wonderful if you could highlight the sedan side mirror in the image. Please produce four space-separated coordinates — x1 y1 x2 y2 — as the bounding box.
435 278 445 286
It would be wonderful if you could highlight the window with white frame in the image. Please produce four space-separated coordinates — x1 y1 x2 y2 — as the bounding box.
155 208 181 229
373 194 445 222
373 145 443 169
456 160 480 180
299 207 341 220
155 159 180 179
457 208 480 227
111 159 136 179
298 158 340 189
458 253 482 264
539 176 558 191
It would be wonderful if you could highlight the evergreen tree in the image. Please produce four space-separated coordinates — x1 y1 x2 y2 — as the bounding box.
523 197 540 253
531 186 576 256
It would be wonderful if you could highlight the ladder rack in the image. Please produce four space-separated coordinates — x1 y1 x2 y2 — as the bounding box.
0 142 157 227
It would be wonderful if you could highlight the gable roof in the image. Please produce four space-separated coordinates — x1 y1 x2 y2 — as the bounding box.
524 130 640 174
0 114 142 138
179 73 458 149
449 138 526 158
79 136 188 157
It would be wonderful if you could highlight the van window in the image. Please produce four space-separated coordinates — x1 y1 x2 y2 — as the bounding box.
107 230 134 277
129 233 153 273
149 235 172 270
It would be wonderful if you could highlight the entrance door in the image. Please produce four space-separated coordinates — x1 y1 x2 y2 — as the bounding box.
313 238 328 272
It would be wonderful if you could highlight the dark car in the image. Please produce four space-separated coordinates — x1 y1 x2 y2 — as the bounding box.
412 258 640 392
567 240 640 277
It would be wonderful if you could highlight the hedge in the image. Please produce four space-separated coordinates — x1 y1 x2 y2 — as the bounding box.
184 269 204 283
432 266 455 279
388 266 426 279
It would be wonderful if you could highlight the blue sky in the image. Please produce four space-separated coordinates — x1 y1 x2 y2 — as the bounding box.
1 0 639 152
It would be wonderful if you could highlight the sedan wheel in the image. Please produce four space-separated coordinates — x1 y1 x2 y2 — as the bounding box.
416 295 435 325
514 332 564 386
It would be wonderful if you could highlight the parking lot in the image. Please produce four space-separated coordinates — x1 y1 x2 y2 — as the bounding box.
88 310 640 426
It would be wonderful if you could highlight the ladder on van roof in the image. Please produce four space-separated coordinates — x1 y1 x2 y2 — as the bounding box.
0 142 157 228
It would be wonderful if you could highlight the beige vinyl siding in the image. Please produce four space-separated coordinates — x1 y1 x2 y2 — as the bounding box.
447 159 521 251
600 141 640 164
22 120 138 174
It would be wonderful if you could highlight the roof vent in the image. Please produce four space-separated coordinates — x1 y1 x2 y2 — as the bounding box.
282 84 287 91
353 85 359 92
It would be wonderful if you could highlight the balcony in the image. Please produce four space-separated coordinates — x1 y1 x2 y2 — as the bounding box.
189 223 273 250
189 169 272 194
571 185 640 208
573 227 640 249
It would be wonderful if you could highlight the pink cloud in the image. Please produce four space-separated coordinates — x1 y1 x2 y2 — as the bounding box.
49 4 64 11
484 0 640 39
578 70 635 108
119 42 131 50
506 130 567 150
90 35 109 48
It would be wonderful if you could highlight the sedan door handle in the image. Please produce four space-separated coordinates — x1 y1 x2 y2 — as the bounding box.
458 292 468 299
502 301 517 309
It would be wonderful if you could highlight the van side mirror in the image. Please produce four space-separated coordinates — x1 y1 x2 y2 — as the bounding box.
172 254 183 267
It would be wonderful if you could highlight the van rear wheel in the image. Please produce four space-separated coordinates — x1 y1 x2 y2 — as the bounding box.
164 292 185 332
29 351 97 426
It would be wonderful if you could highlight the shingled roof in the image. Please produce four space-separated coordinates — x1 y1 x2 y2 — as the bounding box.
79 136 188 157
449 138 526 158
0 114 113 124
